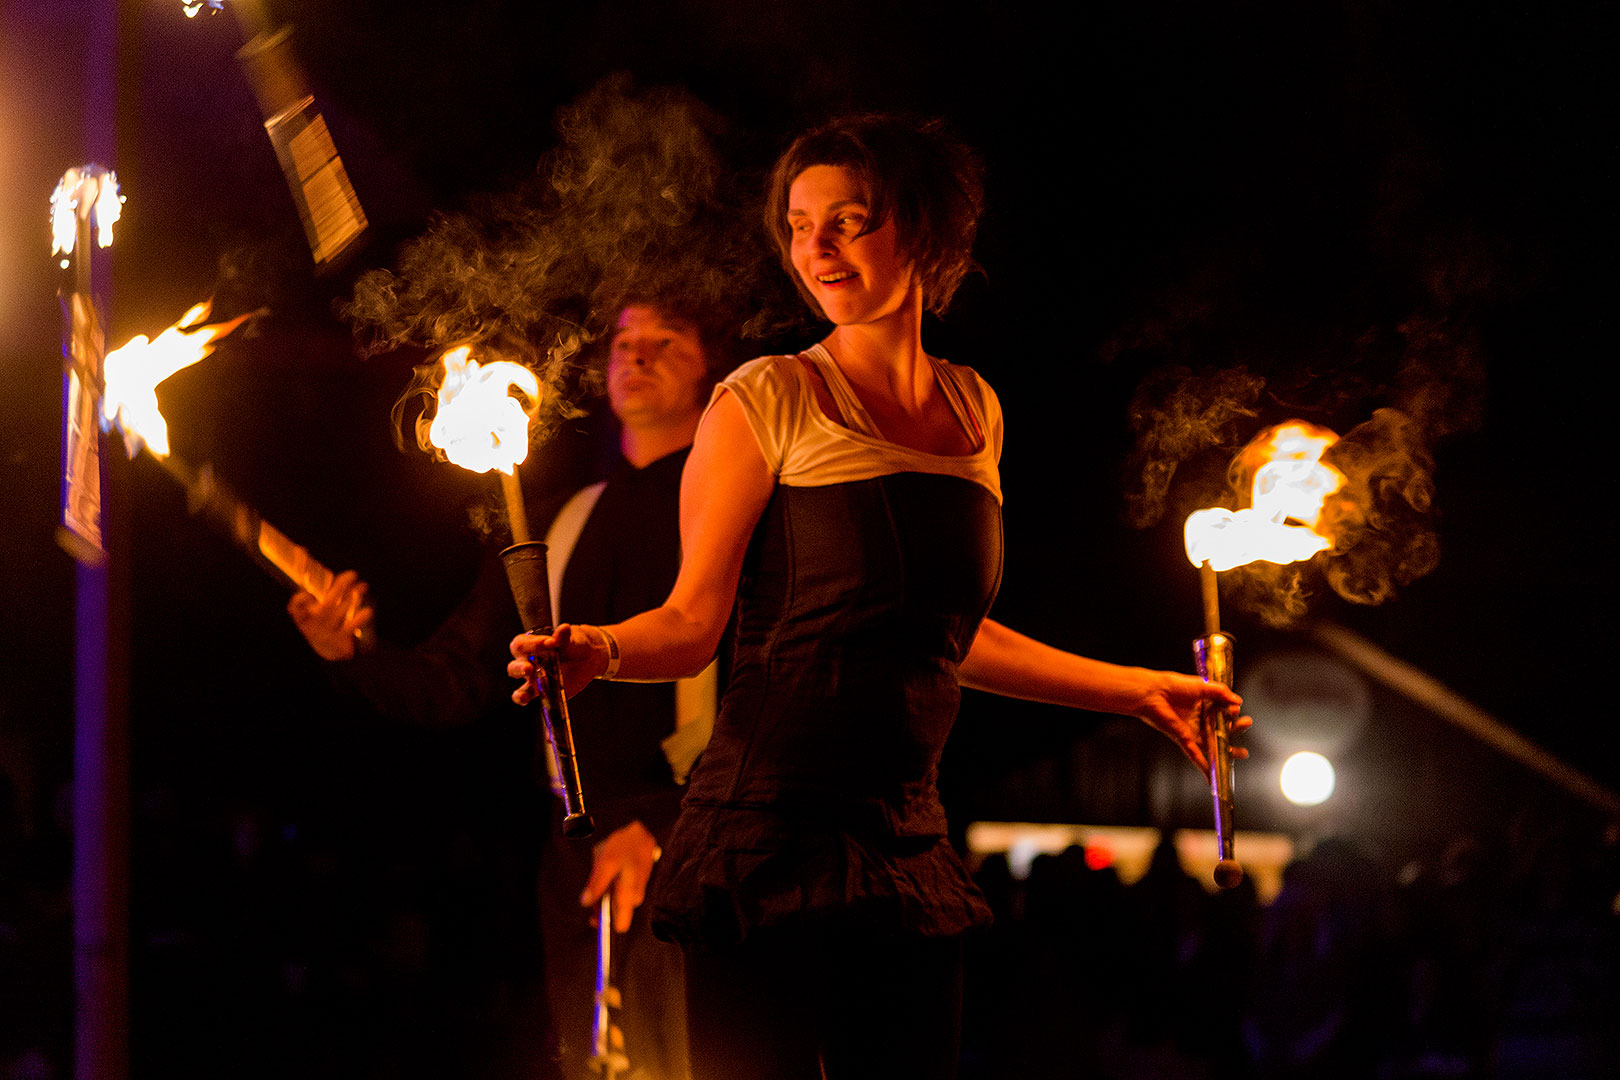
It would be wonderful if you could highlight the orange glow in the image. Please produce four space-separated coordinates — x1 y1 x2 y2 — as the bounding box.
425 345 542 476
1184 421 1346 572
101 301 250 458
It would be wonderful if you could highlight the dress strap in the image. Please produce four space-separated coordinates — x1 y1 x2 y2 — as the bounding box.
803 347 885 439
929 357 985 452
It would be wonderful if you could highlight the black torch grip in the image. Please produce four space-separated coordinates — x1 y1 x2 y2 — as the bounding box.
1193 632 1243 889
501 541 594 839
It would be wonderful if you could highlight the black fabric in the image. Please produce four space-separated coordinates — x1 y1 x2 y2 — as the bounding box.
338 550 522 730
652 471 1003 948
558 449 688 840
331 447 696 1080
535 450 693 1080
683 923 964 1080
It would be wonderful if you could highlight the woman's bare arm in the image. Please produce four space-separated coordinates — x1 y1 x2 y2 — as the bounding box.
509 390 775 699
958 618 1247 772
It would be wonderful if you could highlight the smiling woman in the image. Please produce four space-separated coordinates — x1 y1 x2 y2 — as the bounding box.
785 165 916 328
765 114 983 322
508 114 1247 1080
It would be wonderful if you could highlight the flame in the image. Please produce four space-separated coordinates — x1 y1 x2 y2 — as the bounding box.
425 346 542 475
51 167 122 264
102 301 251 458
1184 421 1346 571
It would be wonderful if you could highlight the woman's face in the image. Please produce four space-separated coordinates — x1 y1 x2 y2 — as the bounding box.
787 164 916 327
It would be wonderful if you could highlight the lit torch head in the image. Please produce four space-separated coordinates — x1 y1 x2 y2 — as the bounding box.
422 345 543 476
101 301 251 458
1183 420 1345 891
51 166 122 265
1184 421 1347 572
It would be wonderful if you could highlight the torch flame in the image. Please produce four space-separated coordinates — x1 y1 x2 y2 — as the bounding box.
1185 421 1346 572
101 301 251 458
51 167 122 263
425 346 542 476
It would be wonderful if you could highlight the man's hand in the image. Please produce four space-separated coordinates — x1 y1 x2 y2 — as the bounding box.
287 569 373 661
580 819 662 933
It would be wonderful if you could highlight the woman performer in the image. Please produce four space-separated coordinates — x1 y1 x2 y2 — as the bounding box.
509 115 1248 1079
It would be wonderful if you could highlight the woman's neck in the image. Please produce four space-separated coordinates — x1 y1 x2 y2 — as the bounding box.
821 289 930 406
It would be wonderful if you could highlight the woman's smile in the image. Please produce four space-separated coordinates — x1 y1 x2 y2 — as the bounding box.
788 164 916 325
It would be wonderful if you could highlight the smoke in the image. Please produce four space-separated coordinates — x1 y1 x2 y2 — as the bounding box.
1318 407 1440 607
343 74 795 452
1125 312 1486 627
1124 365 1267 530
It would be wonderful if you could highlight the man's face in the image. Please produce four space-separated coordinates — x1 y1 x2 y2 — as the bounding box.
606 305 711 428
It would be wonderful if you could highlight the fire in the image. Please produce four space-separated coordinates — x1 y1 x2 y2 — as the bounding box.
1184 421 1346 572
101 301 251 458
51 167 122 264
425 345 542 476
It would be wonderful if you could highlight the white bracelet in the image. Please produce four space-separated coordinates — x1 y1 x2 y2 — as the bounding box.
596 626 622 680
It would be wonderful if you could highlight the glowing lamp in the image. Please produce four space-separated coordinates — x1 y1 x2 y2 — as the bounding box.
1280 751 1336 806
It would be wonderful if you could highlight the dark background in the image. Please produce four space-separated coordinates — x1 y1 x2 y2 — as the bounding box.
1 1 1615 1076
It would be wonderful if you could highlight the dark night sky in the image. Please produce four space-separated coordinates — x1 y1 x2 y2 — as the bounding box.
1 0 1615 851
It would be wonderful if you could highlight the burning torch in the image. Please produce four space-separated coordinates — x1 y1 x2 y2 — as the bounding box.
421 346 593 839
1184 421 1346 889
53 165 123 562
99 302 372 646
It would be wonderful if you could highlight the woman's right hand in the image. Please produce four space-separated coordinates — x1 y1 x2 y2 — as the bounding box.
508 623 609 703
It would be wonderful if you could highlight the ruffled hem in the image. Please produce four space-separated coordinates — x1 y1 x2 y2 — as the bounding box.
648 801 993 950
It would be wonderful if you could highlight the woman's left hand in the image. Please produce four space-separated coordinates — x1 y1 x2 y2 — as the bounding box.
1134 671 1251 774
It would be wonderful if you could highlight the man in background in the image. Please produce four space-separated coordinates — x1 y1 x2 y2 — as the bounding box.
290 299 731 1079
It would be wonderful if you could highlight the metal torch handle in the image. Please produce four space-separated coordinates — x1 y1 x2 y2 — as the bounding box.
501 541 594 839
1194 632 1243 888
533 651 593 838
590 894 629 1078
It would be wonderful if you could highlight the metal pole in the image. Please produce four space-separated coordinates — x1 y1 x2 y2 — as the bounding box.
1309 621 1620 818
70 3 128 1077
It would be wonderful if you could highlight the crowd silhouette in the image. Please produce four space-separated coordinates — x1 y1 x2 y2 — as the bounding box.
2 759 1616 1079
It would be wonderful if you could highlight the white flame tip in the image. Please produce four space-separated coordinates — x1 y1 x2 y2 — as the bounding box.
1183 421 1344 572
427 347 541 475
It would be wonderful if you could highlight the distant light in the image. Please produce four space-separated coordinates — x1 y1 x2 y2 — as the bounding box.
1280 752 1335 806
1006 839 1042 880
1084 845 1113 871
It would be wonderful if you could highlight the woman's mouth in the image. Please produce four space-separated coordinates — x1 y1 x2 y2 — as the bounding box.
817 270 858 286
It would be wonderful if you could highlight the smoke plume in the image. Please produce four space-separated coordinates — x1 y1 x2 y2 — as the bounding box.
343 74 794 452
1125 313 1485 627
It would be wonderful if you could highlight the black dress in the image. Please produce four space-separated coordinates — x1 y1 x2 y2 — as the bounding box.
650 349 1004 952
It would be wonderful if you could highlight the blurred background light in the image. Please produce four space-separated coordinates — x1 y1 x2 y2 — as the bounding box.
1280 751 1336 806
